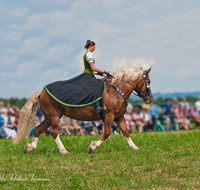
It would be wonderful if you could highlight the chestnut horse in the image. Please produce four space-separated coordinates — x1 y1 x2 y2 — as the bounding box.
13 68 153 154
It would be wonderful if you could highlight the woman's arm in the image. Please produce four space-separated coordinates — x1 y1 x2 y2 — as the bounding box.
89 62 105 73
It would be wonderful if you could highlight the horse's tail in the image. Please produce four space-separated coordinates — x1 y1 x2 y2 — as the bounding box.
13 91 42 145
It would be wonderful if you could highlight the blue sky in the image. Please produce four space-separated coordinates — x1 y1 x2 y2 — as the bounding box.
0 0 200 98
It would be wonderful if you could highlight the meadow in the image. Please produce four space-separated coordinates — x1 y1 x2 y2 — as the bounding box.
0 130 200 189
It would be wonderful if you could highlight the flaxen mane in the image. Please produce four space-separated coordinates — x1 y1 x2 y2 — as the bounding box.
111 68 142 83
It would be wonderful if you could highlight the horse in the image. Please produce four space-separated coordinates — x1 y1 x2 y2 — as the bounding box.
13 67 153 154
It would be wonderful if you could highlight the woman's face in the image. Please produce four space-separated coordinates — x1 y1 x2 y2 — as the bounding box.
90 45 95 52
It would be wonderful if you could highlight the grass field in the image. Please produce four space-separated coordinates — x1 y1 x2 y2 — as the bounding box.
1 130 200 190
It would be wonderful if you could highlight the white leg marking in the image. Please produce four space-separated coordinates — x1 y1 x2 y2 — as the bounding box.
55 135 69 154
94 140 104 148
88 140 104 153
31 137 38 149
24 137 38 153
126 137 139 150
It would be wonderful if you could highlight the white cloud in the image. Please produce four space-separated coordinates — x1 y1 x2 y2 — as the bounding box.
14 37 48 55
44 68 67 80
0 56 18 65
42 44 73 63
10 82 23 90
11 7 28 17
6 32 23 41
13 61 44 78
111 58 155 72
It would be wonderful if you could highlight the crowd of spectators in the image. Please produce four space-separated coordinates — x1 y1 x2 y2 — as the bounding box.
1 96 200 139
0 101 20 139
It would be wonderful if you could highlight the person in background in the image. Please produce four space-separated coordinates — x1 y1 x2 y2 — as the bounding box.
124 110 137 133
183 105 191 120
59 116 72 136
140 104 153 131
127 103 133 114
163 98 171 115
173 98 179 109
14 112 19 131
181 97 190 114
36 105 43 123
169 107 178 130
163 98 171 130
81 121 96 135
175 104 192 130
96 120 104 134
3 112 16 139
191 105 200 128
195 96 200 114
11 104 20 116
156 107 166 131
6 103 15 117
68 120 84 137
132 107 145 132
0 114 10 139
111 122 119 135
150 102 157 128
0 101 7 118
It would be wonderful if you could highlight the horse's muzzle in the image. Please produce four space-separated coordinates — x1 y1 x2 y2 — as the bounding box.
144 94 153 104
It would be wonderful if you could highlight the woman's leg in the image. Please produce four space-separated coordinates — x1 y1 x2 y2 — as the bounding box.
138 122 145 132
0 127 8 139
180 119 189 130
130 123 137 133
185 118 192 129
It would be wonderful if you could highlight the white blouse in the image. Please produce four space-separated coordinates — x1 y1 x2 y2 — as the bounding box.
86 52 94 63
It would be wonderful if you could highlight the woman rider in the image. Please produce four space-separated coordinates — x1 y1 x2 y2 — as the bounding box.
83 40 109 113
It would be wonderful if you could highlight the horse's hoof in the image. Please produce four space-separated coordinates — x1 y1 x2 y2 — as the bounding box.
132 146 139 150
24 143 36 153
59 149 69 154
88 145 96 154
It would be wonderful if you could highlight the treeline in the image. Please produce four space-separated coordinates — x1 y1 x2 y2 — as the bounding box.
0 95 198 109
0 97 27 109
129 96 198 105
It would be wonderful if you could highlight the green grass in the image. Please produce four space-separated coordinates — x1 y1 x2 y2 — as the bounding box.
1 130 200 189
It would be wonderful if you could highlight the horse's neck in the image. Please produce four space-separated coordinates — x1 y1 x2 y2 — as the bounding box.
112 68 142 97
114 79 136 98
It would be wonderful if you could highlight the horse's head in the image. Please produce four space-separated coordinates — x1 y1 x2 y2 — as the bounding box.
135 67 153 104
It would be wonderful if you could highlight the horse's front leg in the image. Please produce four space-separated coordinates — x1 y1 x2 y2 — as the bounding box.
114 115 139 150
88 115 114 153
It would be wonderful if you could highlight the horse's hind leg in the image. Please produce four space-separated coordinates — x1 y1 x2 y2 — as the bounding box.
24 118 51 153
114 115 139 150
51 116 69 154
88 115 114 153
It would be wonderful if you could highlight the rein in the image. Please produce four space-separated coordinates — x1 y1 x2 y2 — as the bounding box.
104 72 151 105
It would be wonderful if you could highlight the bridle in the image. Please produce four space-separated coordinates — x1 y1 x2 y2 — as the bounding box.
105 72 152 105
115 72 151 98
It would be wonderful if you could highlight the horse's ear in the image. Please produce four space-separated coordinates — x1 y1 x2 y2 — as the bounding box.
140 67 143 70
145 67 151 75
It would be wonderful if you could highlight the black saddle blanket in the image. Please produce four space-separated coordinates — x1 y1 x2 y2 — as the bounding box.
44 73 104 107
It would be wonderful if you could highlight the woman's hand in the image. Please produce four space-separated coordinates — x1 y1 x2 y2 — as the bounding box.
96 72 104 76
104 71 110 76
